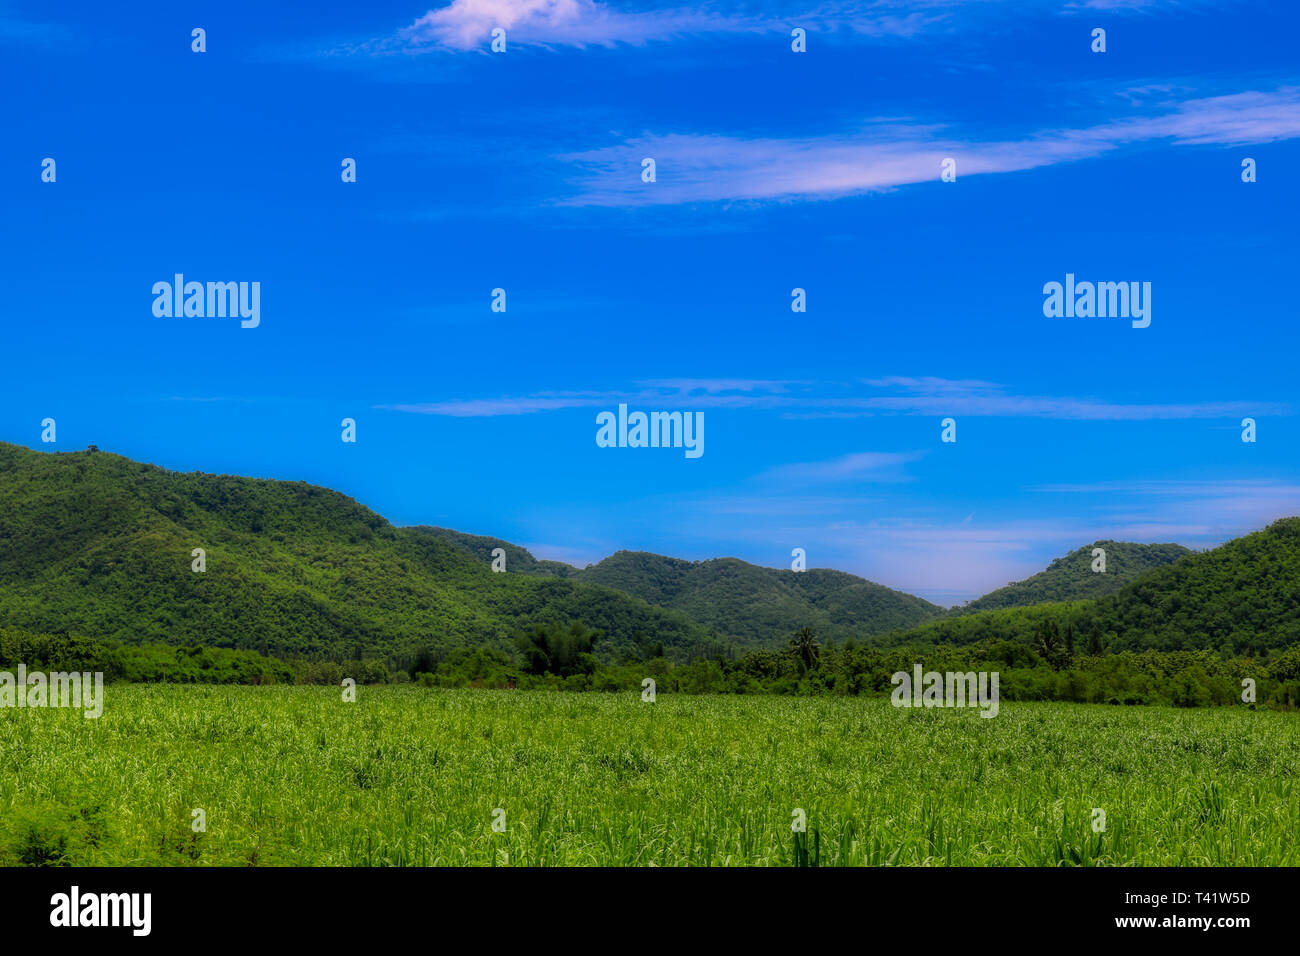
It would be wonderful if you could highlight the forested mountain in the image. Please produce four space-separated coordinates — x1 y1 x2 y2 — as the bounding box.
571 552 946 645
956 540 1192 613
0 443 723 661
879 519 1300 655
5 443 1297 667
1087 518 1300 653
419 532 948 646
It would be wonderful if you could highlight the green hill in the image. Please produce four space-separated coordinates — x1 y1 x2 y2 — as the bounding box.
406 535 948 648
0 443 724 662
1088 518 1300 653
956 540 1192 613
7 442 1296 665
571 551 945 646
880 519 1300 654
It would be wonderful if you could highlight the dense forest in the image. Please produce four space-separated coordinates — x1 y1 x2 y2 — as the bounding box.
953 540 1191 613
6 621 1298 711
0 443 938 658
394 622 1300 710
0 442 731 662
881 519 1300 656
415 533 946 643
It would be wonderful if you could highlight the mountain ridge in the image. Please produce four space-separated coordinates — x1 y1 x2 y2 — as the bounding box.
878 518 1300 655
954 540 1193 614
416 532 948 644
0 443 723 661
4 442 1293 662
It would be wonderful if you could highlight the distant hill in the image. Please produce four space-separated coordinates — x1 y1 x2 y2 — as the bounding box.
0 444 724 662
956 540 1192 613
1088 518 1300 653
418 536 948 647
577 551 943 645
6 442 1296 664
879 519 1300 655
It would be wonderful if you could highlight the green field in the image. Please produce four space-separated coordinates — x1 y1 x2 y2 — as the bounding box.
1 687 1296 866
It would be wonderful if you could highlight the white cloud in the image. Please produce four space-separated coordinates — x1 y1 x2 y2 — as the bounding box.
555 87 1300 206
351 0 1197 55
1030 479 1300 540
758 451 925 484
381 376 1289 420
366 0 952 53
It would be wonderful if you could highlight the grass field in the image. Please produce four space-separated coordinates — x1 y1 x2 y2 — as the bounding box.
1 686 1296 866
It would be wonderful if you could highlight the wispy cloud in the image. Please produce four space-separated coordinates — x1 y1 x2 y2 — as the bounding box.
382 378 807 416
1066 0 1195 9
382 376 1289 421
658 480 1300 603
1030 479 1300 536
1032 479 1300 497
349 0 950 55
555 87 1300 205
385 390 614 417
757 450 925 484
396 0 768 52
336 0 1196 56
637 377 805 394
162 395 250 404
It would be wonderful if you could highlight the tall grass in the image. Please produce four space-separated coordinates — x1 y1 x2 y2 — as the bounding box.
0 687 1295 866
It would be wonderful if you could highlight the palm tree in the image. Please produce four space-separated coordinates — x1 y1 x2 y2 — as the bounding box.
1033 620 1070 670
789 627 820 670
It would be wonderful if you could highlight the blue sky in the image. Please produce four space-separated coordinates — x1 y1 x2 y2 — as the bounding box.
3 0 1298 604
